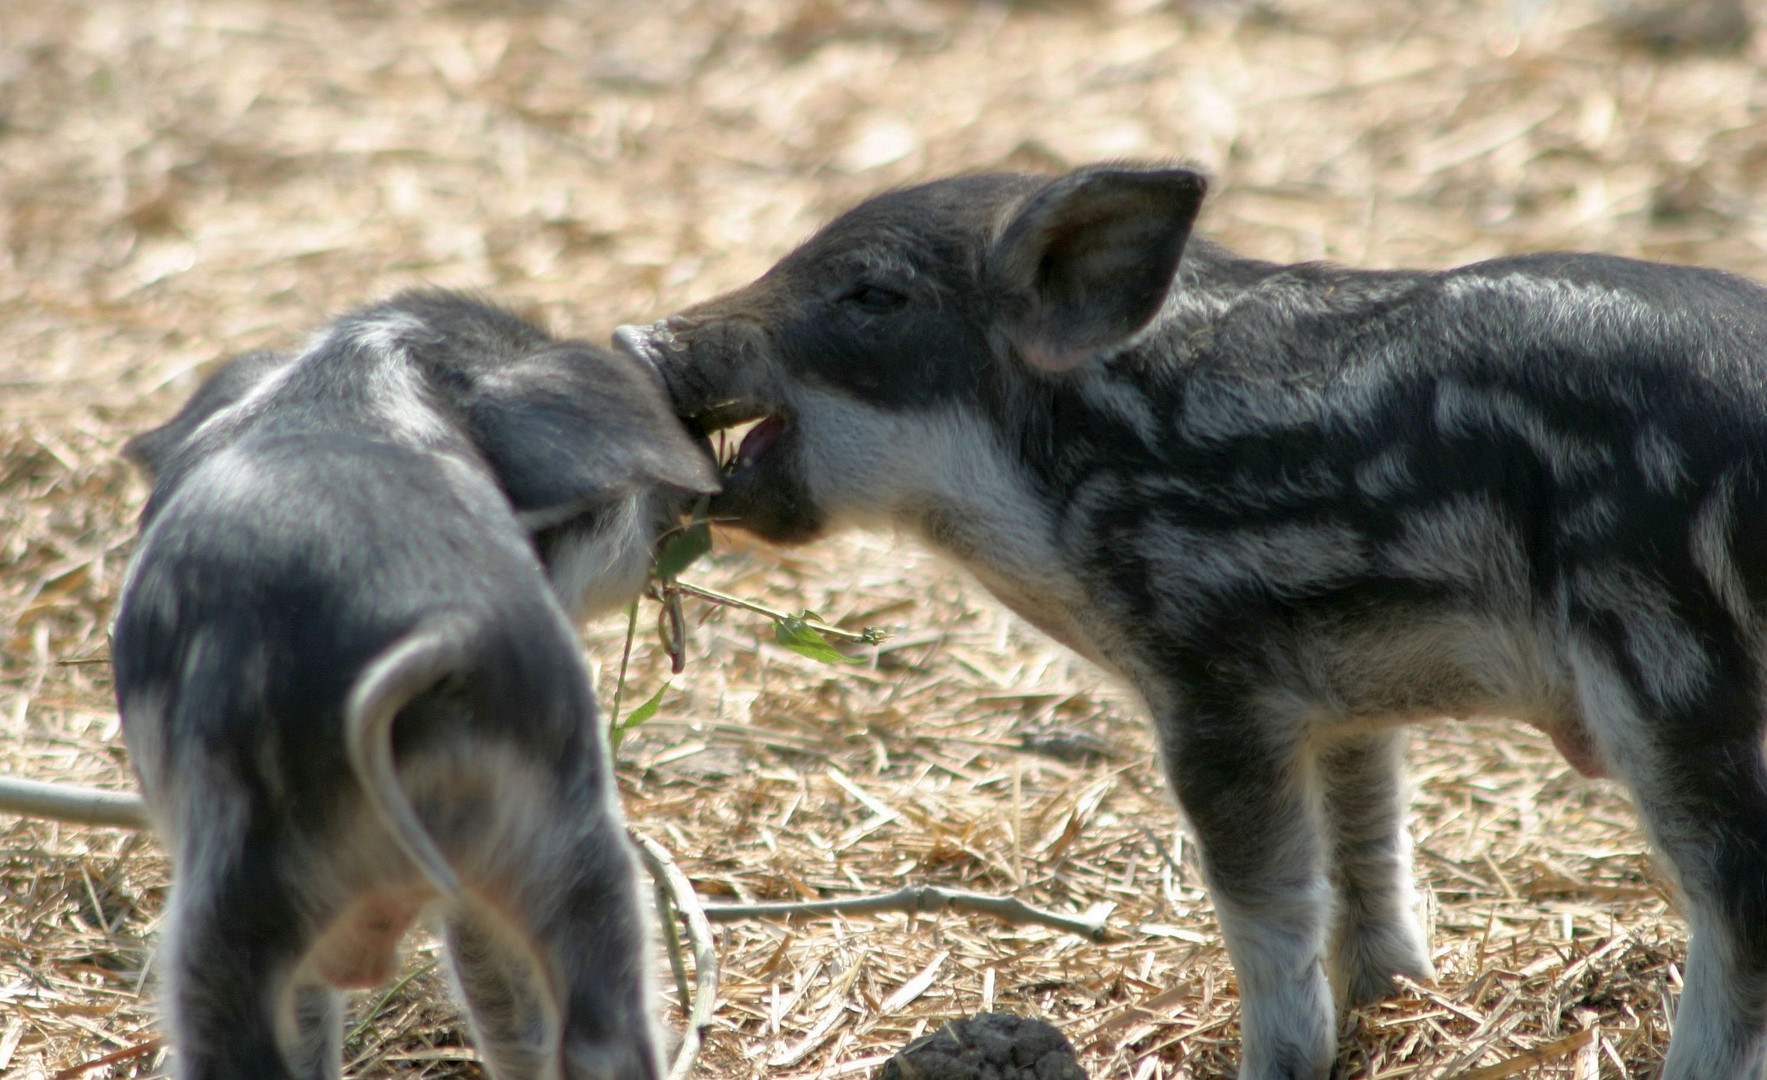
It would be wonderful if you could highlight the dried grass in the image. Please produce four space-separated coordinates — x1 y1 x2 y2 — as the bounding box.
4 0 1764 1076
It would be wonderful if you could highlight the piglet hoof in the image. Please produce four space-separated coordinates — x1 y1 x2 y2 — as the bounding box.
1331 930 1435 1008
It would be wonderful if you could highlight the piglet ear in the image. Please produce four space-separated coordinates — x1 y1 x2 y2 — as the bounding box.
463 343 721 526
990 165 1206 372
124 350 291 477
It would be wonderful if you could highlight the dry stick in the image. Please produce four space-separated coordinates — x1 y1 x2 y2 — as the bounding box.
0 782 1114 942
1442 1028 1595 1080
0 775 146 828
49 1037 165 1080
50 1038 165 1080
703 884 1114 943
670 579 887 644
630 831 720 1080
0 785 1112 939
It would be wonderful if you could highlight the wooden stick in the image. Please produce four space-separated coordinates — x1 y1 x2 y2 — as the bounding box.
50 1037 164 1080
0 775 147 828
703 884 1114 942
0 780 1112 943
631 830 720 1080
1444 1028 1596 1080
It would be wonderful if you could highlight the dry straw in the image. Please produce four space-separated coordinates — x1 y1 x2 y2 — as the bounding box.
6 0 1764 1076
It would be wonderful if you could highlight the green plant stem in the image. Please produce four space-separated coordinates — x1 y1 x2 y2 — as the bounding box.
345 958 440 1048
670 579 885 643
609 600 640 732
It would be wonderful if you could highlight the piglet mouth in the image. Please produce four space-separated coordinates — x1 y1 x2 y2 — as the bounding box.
691 402 789 480
609 325 788 481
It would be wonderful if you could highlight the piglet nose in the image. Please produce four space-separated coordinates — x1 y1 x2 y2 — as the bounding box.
612 324 661 370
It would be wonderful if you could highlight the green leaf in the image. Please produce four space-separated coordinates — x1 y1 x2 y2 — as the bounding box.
610 681 669 752
652 520 711 581
624 682 669 728
773 614 863 665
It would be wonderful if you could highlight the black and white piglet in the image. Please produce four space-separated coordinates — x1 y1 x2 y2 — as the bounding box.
619 163 1767 1079
115 290 718 1080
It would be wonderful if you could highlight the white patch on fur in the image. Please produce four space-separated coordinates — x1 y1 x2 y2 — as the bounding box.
341 310 431 360
192 311 455 453
792 392 1032 537
790 388 1128 670
1442 273 1657 381
1691 471 1754 632
115 685 177 829
1635 423 1691 494
1173 375 1356 444
1134 520 1369 624
1571 564 1711 708
1341 614 1570 727
1434 380 1612 483
1354 447 1413 501
1381 494 1527 601
162 447 278 530
291 310 454 446
541 494 658 621
1563 634 1665 833
184 359 297 448
364 358 454 445
1562 492 1620 539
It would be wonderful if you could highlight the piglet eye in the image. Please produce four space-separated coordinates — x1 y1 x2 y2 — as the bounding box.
840 284 908 315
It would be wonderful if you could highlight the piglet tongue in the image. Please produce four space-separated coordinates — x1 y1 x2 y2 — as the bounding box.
736 414 785 468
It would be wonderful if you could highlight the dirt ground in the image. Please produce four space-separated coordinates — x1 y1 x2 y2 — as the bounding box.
6 0 1767 1077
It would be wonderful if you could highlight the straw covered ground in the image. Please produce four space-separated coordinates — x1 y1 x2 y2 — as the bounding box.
5 0 1767 1076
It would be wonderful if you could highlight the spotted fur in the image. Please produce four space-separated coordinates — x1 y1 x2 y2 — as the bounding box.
115 291 717 1080
621 163 1767 1080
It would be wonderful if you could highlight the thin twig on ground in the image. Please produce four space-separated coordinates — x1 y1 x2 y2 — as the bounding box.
671 579 888 644
703 884 1115 942
1443 1028 1596 1080
49 1037 165 1080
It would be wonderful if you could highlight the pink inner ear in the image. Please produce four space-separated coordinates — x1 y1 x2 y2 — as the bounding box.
1019 337 1093 373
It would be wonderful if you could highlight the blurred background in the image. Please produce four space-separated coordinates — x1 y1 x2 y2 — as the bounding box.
4 1 1764 1077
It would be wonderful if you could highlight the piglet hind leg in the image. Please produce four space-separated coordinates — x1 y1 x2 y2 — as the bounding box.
532 819 663 1080
1161 699 1336 1080
1625 739 1767 1080
158 839 335 1080
446 901 563 1080
1318 730 1434 1007
446 796 662 1080
278 980 342 1080
1573 637 1767 1080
